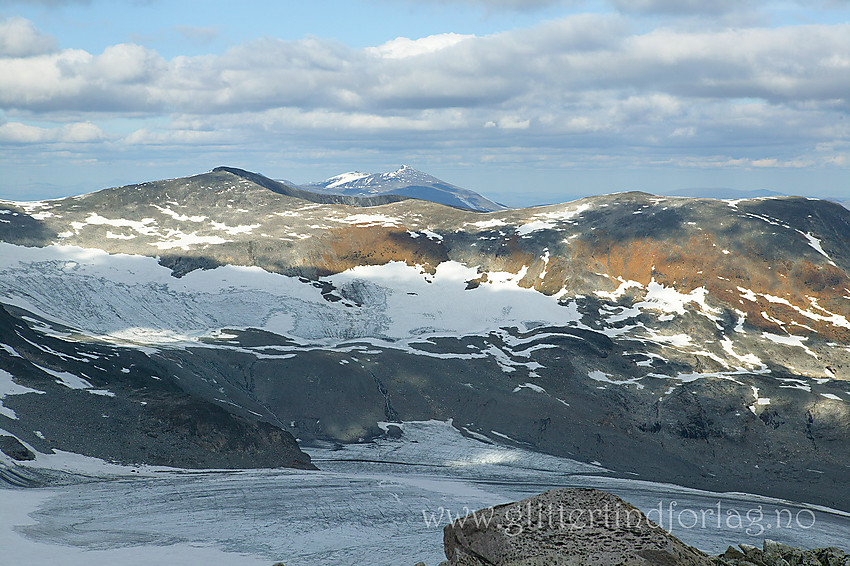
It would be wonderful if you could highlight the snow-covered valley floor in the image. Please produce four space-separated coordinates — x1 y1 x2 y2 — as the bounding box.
3 421 850 566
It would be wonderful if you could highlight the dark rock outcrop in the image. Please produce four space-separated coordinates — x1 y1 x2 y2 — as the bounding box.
443 488 714 566
0 435 35 461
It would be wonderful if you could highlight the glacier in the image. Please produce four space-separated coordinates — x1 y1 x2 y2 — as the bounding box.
3 420 850 566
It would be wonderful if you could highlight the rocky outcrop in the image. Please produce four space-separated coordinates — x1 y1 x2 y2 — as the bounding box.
443 488 714 566
439 490 848 566
0 435 35 461
716 540 849 566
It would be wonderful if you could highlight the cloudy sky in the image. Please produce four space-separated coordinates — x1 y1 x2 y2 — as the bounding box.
1 0 849 206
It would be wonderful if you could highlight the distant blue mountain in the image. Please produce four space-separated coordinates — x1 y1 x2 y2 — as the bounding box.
662 188 785 199
292 165 507 212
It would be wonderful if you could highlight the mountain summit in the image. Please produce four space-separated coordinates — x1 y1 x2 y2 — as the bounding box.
298 165 507 212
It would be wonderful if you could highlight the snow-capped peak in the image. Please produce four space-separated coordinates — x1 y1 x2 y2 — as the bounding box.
301 165 507 212
384 165 425 180
325 171 370 189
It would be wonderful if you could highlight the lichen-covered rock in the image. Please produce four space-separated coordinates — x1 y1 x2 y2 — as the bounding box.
443 488 714 566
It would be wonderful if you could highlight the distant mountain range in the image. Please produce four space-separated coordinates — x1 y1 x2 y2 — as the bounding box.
289 171 848 212
288 165 507 212
662 188 786 199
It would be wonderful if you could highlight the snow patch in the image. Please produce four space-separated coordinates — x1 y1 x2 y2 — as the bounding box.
513 382 546 394
749 386 770 414
596 278 643 301
325 171 371 188
34 364 93 389
70 213 158 236
516 219 555 236
762 332 818 358
796 230 835 264
515 203 591 236
152 205 207 223
0 369 45 419
468 219 507 229
331 214 402 227
639 281 719 320
720 338 763 368
588 370 644 389
151 233 230 250
105 231 136 240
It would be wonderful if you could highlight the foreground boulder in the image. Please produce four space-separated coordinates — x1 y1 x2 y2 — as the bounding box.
718 540 850 566
443 488 713 565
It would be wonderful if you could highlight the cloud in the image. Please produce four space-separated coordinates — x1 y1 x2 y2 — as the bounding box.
405 0 569 9
609 0 758 15
1 15 849 178
0 121 105 143
121 127 224 146
0 0 90 5
0 17 57 57
3 16 849 117
408 0 850 13
366 33 473 59
93 43 165 83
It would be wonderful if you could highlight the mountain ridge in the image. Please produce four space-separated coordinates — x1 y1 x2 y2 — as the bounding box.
213 166 410 207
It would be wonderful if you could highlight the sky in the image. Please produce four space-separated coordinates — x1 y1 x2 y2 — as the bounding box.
1 0 849 207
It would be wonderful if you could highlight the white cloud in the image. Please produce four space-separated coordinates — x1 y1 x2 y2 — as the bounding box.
4 16 847 115
495 116 531 129
367 33 474 59
0 16 57 57
93 43 165 84
0 48 92 108
611 0 850 16
1 14 849 180
0 121 105 143
121 128 224 146
610 0 757 15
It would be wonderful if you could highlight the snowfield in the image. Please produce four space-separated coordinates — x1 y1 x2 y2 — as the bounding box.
0 244 583 346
